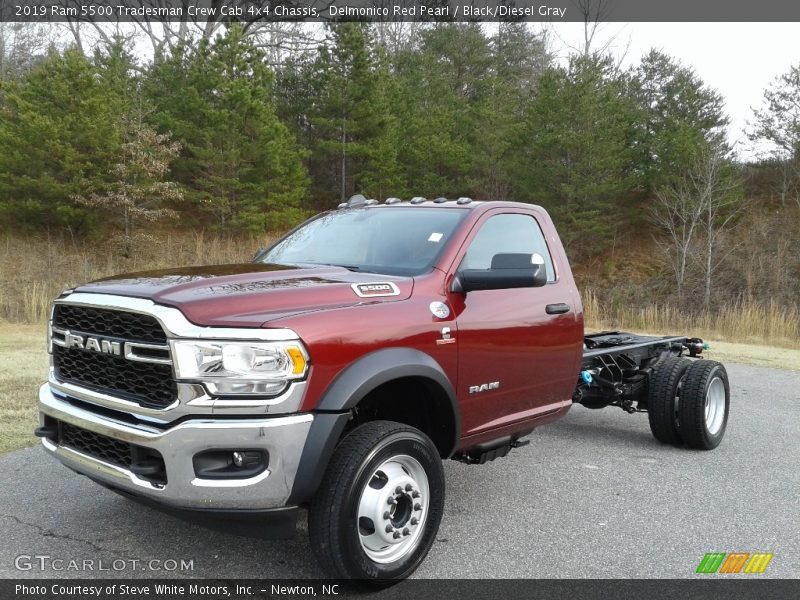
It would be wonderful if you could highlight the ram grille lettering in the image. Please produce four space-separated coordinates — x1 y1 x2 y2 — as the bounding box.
64 333 122 356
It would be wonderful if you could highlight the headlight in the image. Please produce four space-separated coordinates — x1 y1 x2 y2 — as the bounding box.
171 340 308 396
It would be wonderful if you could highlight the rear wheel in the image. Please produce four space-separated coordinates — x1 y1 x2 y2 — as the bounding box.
678 361 730 450
308 420 444 584
647 355 692 445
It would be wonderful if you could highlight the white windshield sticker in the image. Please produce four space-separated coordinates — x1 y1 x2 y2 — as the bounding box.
428 232 443 243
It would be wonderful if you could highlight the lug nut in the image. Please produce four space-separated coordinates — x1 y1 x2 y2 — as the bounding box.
405 484 413 491
414 503 422 511
387 497 396 505
403 528 410 536
385 525 393 533
410 517 419 525
395 486 403 494
412 491 420 498
393 531 401 539
383 511 390 520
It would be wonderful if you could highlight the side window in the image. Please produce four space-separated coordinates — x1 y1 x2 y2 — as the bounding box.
462 214 555 282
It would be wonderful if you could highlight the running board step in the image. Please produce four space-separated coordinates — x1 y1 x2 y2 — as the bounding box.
456 434 532 465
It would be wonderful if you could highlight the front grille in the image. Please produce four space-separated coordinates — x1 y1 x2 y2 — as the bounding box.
61 421 133 468
53 304 166 344
53 345 176 409
58 420 167 485
51 303 176 409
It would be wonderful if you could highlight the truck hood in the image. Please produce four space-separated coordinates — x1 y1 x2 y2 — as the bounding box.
73 263 413 327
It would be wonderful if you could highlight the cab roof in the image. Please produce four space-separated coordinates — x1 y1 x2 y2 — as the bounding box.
337 194 540 212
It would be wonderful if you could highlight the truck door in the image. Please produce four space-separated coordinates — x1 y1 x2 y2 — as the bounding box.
448 210 580 437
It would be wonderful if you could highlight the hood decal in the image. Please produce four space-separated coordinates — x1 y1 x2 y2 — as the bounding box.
207 277 337 295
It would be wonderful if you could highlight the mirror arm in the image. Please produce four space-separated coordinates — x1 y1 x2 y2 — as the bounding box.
450 274 464 294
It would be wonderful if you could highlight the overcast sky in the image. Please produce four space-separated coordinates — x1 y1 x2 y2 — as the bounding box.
547 22 800 160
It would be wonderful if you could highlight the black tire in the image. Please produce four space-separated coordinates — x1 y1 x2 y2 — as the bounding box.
678 360 730 450
647 356 692 445
308 420 445 584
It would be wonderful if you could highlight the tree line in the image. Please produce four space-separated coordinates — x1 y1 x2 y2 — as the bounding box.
0 22 798 307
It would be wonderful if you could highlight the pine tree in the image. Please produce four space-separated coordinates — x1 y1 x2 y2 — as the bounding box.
393 24 491 198
292 23 405 204
748 64 800 206
512 55 638 255
749 63 800 160
630 50 728 190
0 46 129 232
145 26 309 231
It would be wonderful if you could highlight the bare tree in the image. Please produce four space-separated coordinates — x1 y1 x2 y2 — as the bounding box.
774 157 800 208
696 145 743 309
651 142 742 307
251 23 324 68
651 168 705 300
574 0 613 57
55 1 328 61
0 22 57 79
548 1 630 73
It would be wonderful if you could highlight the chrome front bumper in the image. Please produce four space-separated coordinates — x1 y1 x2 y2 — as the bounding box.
38 384 313 510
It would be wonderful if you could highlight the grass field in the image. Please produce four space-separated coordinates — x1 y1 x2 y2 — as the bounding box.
1 323 799 455
0 324 47 454
0 232 270 323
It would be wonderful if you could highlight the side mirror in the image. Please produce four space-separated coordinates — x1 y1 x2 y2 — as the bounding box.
454 253 548 293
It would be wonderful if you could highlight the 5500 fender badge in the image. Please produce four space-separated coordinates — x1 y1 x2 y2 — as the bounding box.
351 282 401 298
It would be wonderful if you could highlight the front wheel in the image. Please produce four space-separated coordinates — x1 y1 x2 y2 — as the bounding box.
309 420 445 584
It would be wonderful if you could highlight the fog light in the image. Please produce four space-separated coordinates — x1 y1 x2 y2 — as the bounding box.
193 449 268 479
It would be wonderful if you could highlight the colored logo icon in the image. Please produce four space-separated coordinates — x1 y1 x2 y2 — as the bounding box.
696 552 773 574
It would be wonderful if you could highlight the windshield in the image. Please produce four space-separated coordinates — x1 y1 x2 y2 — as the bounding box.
256 208 467 276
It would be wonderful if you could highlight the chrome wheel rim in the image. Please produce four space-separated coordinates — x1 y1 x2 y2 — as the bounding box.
705 377 726 435
356 455 429 564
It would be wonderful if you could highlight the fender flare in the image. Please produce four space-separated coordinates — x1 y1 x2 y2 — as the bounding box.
317 347 459 420
288 348 460 505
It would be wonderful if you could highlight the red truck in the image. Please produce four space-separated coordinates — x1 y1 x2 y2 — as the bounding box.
36 196 730 582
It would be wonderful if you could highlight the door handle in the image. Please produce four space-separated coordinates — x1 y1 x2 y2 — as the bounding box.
545 303 571 315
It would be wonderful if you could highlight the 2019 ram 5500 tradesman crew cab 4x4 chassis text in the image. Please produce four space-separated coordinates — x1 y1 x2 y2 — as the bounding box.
36 196 730 582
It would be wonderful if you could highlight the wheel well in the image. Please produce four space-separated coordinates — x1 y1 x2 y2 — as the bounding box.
349 376 457 458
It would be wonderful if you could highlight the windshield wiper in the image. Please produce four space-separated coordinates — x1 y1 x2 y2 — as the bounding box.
286 262 366 272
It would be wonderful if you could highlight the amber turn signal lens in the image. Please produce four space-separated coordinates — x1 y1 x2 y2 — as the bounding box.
287 346 306 375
